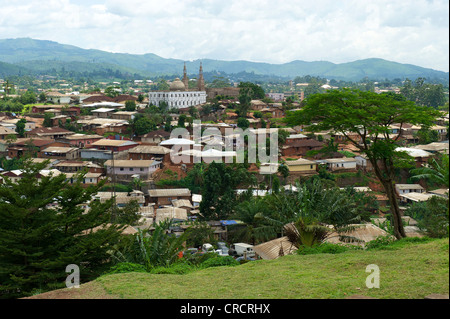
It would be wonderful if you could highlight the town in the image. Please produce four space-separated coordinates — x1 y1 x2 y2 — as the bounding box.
0 63 449 299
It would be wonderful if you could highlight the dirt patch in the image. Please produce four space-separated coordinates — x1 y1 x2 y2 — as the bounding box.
22 280 121 299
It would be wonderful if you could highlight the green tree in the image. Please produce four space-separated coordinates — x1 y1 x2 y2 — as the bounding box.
125 100 136 111
285 88 441 239
104 86 120 98
43 113 53 127
229 198 277 245
410 154 449 188
132 115 156 136
237 117 250 130
0 160 124 298
178 114 187 127
15 118 27 137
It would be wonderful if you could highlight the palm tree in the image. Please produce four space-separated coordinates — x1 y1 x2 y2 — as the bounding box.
261 179 365 245
410 154 449 188
230 198 277 245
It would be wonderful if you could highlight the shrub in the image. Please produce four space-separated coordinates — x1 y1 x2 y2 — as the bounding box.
107 262 147 274
365 236 435 250
200 256 240 269
296 243 356 255
149 262 195 275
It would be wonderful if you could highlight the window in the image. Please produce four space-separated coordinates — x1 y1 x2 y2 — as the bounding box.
140 168 144 171
120 167 124 171
130 168 134 171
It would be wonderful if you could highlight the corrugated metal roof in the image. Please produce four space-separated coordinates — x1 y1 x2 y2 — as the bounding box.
253 236 298 260
149 188 191 197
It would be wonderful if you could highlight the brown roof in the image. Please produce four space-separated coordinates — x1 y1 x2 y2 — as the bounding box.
142 129 171 138
27 126 74 136
284 139 324 148
128 145 171 155
12 138 56 147
82 95 115 103
113 95 137 102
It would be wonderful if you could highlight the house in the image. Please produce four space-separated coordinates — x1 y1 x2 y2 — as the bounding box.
1 118 36 131
0 126 17 140
259 163 279 175
65 172 103 186
94 190 146 208
324 224 392 246
250 100 268 111
57 133 104 148
53 160 103 174
0 169 62 184
8 138 60 158
413 142 449 154
154 207 188 224
26 127 75 140
91 108 116 118
88 139 138 152
428 189 449 198
79 148 116 160
111 111 137 121
355 154 373 172
171 199 195 214
192 194 202 207
45 91 72 104
285 158 317 173
395 147 432 168
104 159 161 180
281 139 324 156
285 134 308 145
260 106 284 119
148 188 192 207
140 130 171 144
128 145 171 162
399 192 436 204
395 184 425 196
40 146 79 160
319 158 357 172
76 118 130 135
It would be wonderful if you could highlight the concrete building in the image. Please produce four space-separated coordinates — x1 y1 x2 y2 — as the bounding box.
148 64 206 108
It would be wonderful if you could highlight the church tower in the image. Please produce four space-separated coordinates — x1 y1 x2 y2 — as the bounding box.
182 62 189 91
197 62 205 91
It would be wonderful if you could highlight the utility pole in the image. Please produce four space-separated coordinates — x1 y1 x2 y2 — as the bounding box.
110 149 117 223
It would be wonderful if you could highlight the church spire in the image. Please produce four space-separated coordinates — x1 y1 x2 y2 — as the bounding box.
197 62 205 91
182 62 189 91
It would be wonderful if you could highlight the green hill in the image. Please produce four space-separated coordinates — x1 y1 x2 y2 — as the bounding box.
26 238 449 299
1 38 448 83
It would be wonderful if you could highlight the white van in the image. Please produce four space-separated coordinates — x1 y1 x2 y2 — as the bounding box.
230 243 255 257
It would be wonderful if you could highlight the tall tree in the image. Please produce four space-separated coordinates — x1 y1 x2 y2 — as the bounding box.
0 160 124 298
285 88 441 239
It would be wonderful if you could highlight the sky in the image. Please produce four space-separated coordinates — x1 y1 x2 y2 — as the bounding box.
0 0 448 72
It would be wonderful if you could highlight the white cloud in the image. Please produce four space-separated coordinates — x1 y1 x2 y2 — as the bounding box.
0 0 448 72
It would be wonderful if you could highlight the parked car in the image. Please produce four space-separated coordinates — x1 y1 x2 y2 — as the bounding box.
228 243 255 258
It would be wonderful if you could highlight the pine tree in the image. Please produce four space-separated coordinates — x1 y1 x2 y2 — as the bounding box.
0 160 124 298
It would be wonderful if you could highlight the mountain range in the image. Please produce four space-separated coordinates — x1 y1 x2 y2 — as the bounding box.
0 38 448 83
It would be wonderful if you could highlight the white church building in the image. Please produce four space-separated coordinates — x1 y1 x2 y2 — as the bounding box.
148 63 207 109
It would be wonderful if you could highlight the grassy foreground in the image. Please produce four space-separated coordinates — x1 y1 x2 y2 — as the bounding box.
32 238 449 299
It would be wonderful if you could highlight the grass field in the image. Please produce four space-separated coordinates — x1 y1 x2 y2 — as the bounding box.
29 238 449 299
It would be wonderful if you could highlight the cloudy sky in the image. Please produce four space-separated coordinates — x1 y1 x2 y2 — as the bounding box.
0 0 448 72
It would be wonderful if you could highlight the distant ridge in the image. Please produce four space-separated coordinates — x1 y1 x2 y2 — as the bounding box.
0 38 448 82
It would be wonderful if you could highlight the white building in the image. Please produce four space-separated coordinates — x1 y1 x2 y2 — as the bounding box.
148 63 206 109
